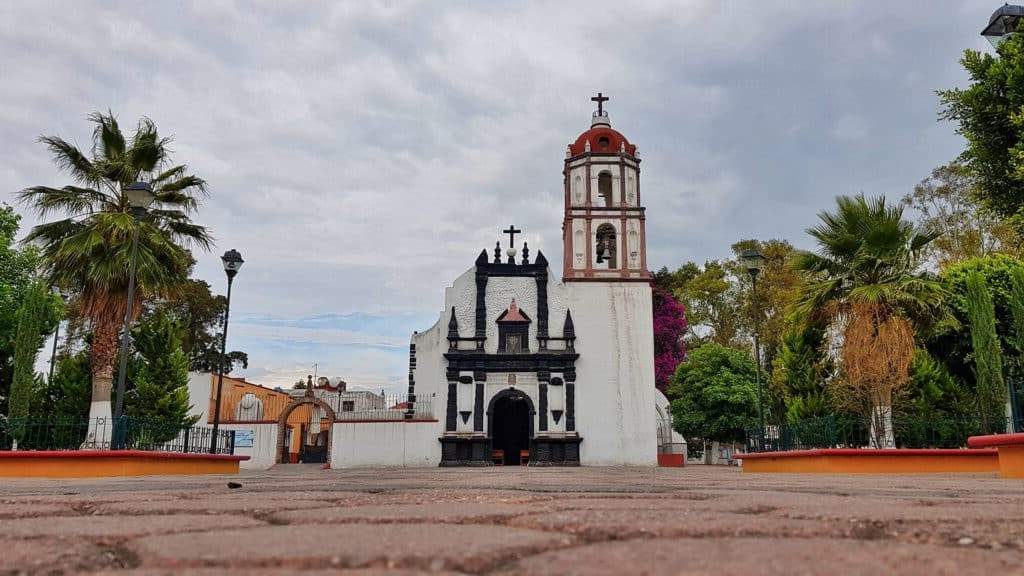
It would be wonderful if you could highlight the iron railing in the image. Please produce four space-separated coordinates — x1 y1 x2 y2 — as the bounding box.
0 417 234 454
744 414 1007 453
327 393 435 421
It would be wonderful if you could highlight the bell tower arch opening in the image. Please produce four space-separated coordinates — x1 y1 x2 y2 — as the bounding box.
595 223 618 269
597 171 613 207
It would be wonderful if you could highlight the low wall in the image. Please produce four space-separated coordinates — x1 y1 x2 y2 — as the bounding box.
735 448 999 474
968 433 1024 479
218 423 278 470
0 450 248 478
331 421 441 468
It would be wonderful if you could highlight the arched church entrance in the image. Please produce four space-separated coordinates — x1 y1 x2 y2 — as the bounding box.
275 391 337 466
488 388 535 465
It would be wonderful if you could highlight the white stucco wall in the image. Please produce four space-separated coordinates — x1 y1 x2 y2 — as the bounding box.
569 282 657 466
186 372 211 424
218 423 278 470
331 421 441 468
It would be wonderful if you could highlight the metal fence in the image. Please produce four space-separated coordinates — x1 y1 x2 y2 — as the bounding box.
744 414 1004 453
327 393 435 421
0 417 234 454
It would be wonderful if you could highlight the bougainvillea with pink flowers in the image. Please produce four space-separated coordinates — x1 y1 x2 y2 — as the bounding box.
653 287 688 393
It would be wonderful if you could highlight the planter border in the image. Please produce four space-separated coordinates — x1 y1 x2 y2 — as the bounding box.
0 450 249 478
734 448 998 474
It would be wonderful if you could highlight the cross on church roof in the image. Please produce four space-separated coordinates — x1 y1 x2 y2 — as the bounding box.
591 92 609 115
503 225 521 250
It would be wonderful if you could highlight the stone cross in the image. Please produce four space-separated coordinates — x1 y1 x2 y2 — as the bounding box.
503 225 521 250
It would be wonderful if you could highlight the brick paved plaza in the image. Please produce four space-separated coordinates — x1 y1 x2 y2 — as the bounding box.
1 465 1023 575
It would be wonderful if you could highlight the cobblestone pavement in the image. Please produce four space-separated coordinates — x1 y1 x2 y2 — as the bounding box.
2 465 1023 575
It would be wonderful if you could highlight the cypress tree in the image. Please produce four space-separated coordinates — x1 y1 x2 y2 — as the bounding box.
9 281 49 441
965 270 1006 434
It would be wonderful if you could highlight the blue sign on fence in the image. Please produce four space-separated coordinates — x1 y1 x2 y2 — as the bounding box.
234 430 254 448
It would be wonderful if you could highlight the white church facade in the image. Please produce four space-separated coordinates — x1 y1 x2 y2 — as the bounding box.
409 95 660 466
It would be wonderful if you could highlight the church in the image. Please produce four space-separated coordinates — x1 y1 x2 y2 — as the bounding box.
409 95 661 466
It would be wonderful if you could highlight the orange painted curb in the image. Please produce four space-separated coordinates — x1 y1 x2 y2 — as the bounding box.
734 448 999 474
0 450 249 478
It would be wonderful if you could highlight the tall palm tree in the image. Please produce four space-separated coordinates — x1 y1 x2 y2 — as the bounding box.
18 112 212 424
792 194 949 446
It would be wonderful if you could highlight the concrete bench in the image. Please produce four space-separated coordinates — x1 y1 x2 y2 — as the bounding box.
968 433 1024 479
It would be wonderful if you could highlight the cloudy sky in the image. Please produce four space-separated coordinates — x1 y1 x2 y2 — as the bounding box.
1 1 996 390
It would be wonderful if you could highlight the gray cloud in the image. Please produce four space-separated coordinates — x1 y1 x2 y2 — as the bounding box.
2 1 992 386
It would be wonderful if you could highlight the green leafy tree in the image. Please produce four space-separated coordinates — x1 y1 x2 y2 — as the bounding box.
126 313 198 442
772 324 832 423
36 351 91 421
0 205 44 414
904 350 973 420
902 162 1021 267
8 282 53 440
939 27 1024 227
729 239 802 369
18 112 212 423
931 255 1024 393
141 277 247 373
897 350 977 448
965 270 1006 433
667 343 759 446
659 260 741 348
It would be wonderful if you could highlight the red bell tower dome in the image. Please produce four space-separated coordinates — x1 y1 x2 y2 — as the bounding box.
562 93 649 282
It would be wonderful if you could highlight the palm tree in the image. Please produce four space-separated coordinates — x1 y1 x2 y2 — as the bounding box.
18 112 212 425
792 194 949 446
793 194 946 327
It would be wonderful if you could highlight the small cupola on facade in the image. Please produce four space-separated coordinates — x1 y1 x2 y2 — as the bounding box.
563 93 649 282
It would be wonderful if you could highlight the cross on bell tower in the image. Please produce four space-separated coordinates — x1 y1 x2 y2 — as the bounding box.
591 92 609 115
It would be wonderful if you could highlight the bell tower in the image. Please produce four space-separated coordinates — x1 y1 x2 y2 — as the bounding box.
562 93 649 282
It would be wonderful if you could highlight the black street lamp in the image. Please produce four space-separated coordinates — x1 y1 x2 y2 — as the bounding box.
982 3 1024 47
113 182 155 434
741 248 766 443
210 248 244 453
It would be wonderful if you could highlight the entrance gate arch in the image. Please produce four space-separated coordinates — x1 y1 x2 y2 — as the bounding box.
275 390 337 465
487 388 535 465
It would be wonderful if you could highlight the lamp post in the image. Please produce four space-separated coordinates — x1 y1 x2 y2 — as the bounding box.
210 249 244 453
981 3 1024 47
741 248 766 444
112 183 156 433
